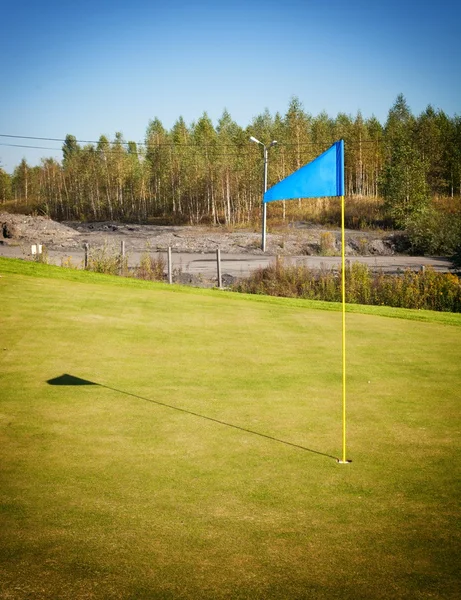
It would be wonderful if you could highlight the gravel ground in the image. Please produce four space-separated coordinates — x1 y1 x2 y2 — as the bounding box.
0 213 452 286
0 213 401 256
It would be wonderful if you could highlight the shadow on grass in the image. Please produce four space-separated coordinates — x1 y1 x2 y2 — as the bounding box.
47 373 338 461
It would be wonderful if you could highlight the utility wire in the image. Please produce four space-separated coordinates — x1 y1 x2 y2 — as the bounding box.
0 142 64 151
0 141 386 159
0 133 253 148
0 142 260 159
0 133 386 148
5 133 456 158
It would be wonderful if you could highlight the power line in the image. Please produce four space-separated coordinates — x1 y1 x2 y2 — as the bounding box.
0 142 259 160
0 132 386 149
0 142 63 151
0 134 72 143
0 133 250 148
2 134 457 160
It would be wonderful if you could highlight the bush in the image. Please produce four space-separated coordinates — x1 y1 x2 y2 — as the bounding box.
319 232 337 255
86 243 126 276
405 208 461 256
451 244 461 272
134 252 166 281
232 260 461 313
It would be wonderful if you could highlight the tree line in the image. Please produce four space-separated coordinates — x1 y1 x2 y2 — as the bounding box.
1 94 460 230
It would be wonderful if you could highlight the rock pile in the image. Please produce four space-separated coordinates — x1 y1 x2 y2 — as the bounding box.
0 213 80 248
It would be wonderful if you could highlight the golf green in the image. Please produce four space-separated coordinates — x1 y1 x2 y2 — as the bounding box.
1 259 460 599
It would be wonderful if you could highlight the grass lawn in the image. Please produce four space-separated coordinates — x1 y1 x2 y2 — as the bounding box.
1 258 460 599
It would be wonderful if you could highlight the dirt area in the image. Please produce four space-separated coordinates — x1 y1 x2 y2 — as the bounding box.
0 212 402 257
1 213 454 286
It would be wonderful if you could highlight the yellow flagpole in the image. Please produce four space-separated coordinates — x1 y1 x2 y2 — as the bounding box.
339 194 350 464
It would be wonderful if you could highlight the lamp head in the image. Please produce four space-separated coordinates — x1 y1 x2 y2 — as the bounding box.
249 136 262 145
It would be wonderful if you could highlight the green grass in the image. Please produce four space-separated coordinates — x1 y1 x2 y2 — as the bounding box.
1 258 460 599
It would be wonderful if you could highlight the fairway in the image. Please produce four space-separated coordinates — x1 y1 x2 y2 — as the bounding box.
1 259 460 599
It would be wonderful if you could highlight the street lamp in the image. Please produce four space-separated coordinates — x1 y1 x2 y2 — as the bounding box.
250 136 277 252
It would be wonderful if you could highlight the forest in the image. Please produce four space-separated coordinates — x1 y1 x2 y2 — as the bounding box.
1 94 461 255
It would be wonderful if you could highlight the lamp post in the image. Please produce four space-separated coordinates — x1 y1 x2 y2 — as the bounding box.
250 136 277 252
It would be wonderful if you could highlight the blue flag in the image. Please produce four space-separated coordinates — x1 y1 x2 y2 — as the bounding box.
264 140 344 202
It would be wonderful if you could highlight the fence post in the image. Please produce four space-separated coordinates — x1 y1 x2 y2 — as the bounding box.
217 247 222 289
84 243 89 269
168 247 173 284
120 240 125 275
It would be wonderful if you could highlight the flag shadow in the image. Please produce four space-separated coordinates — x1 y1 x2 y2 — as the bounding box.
46 374 338 461
47 374 98 386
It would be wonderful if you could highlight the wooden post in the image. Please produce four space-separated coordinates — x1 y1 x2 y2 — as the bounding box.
168 247 173 284
217 248 222 289
120 240 125 275
84 243 89 269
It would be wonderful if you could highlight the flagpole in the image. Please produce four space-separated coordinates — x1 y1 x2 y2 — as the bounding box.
338 193 350 464
257 139 349 463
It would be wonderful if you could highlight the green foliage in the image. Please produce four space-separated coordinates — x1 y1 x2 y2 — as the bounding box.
381 150 430 227
62 133 80 166
0 167 12 202
2 95 460 229
380 95 431 227
451 244 461 272
405 207 461 255
11 158 42 206
233 260 461 312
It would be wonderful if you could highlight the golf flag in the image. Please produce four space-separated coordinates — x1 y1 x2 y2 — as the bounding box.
264 140 344 202
261 139 350 463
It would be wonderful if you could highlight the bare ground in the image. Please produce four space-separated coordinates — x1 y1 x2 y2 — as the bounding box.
1 213 453 287
0 213 402 256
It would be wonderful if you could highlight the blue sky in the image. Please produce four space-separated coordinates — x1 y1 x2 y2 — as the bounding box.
1 0 460 173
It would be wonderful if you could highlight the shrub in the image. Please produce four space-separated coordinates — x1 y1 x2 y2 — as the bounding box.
319 232 337 255
135 252 166 281
86 243 125 276
405 208 461 256
451 244 461 272
233 261 461 313
61 256 81 269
